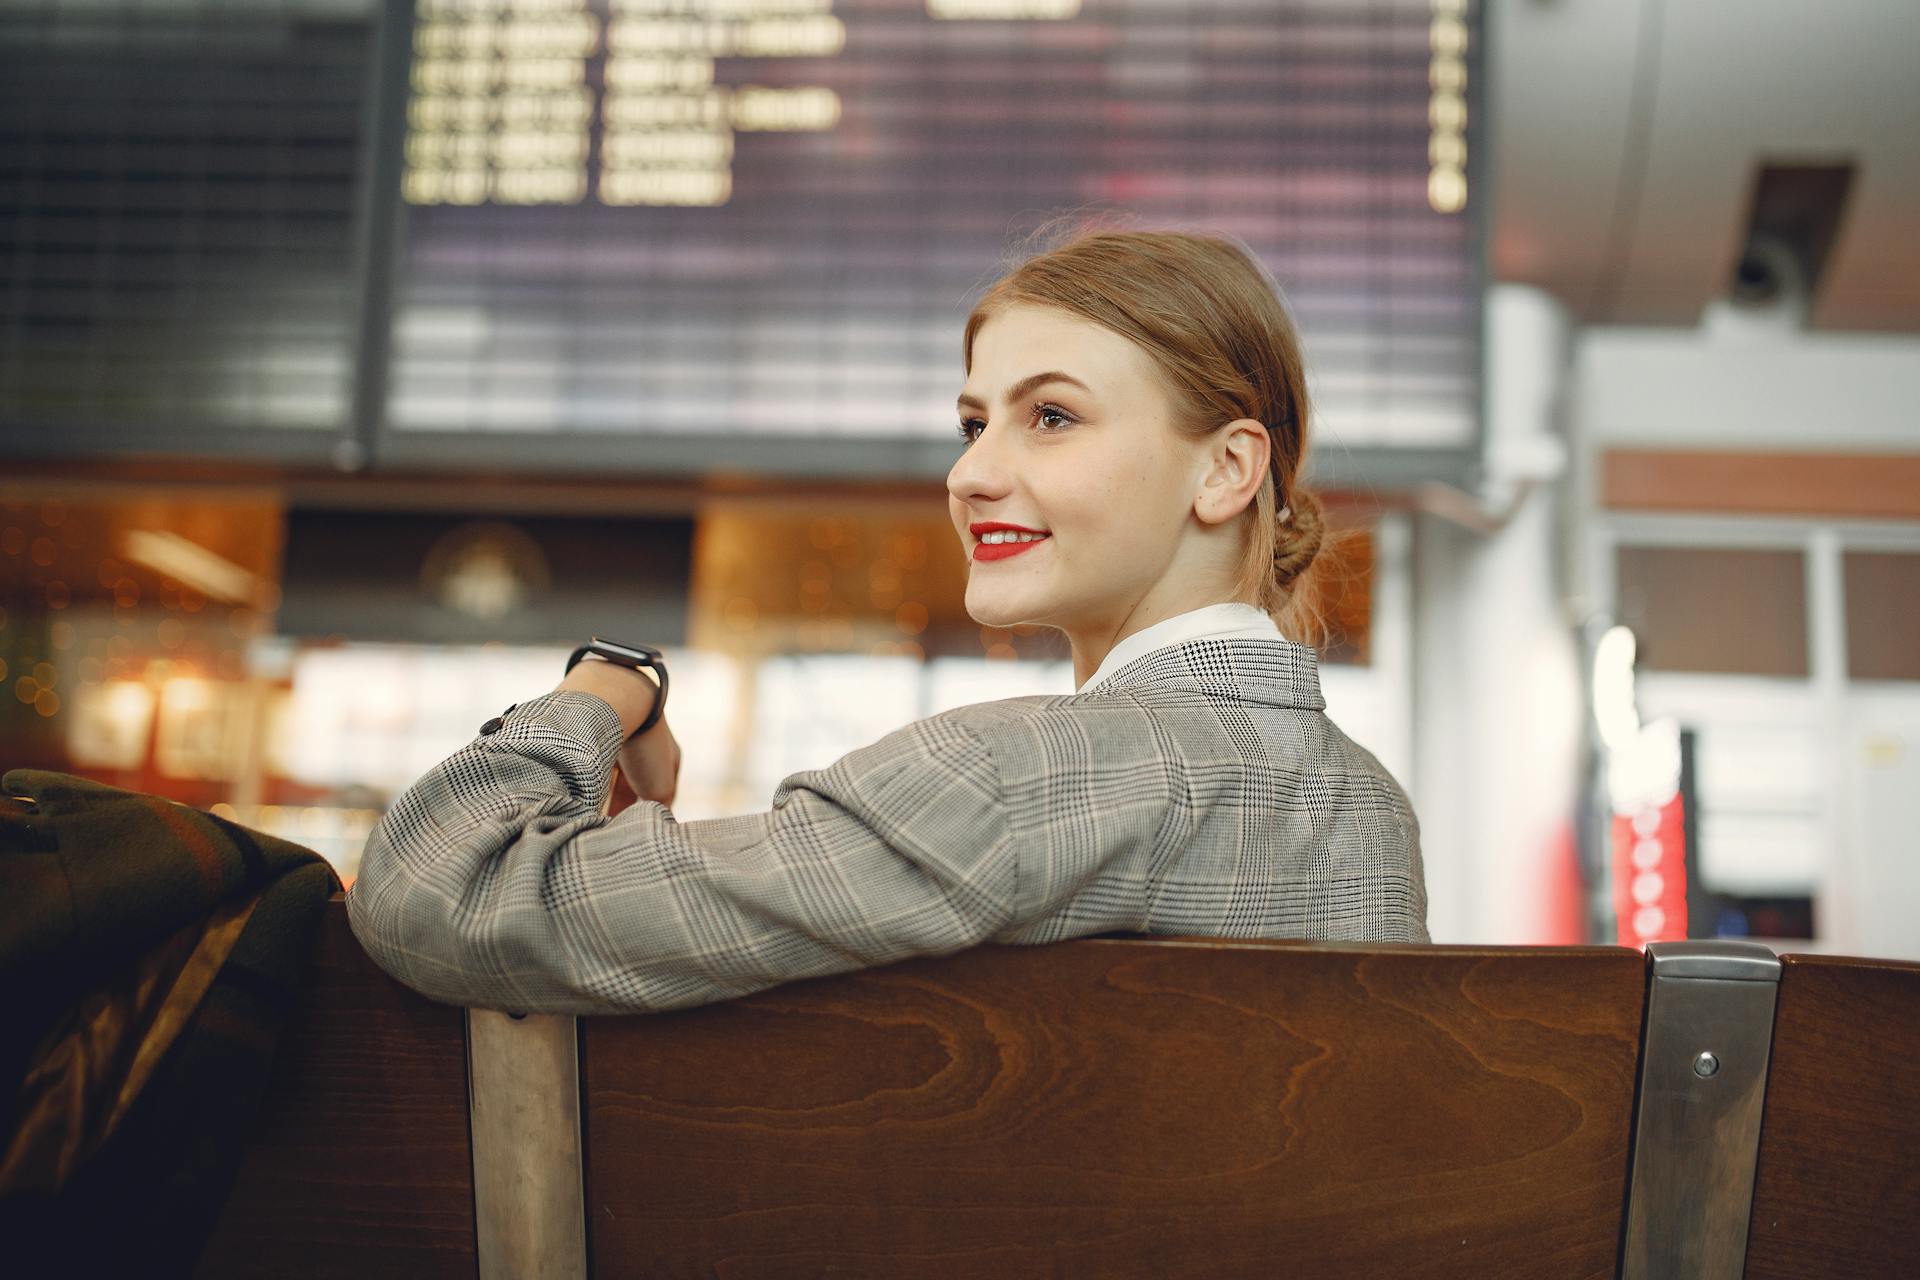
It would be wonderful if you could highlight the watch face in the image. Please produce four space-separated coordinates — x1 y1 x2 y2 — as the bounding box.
592 637 660 667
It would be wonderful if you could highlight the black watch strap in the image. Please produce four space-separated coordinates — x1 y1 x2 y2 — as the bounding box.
562 635 669 735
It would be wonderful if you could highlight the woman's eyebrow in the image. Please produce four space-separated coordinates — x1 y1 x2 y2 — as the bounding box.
956 370 1093 413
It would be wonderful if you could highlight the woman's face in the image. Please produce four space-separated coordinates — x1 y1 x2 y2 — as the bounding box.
947 303 1205 639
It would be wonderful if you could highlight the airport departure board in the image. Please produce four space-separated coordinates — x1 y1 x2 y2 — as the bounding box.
0 0 375 445
386 0 1483 467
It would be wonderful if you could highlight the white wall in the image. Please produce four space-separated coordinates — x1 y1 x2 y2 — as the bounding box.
1578 318 1920 452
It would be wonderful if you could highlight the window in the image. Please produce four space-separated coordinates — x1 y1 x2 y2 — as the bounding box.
1615 546 1808 677
1844 551 1920 681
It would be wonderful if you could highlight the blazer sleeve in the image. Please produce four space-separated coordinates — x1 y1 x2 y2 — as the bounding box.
344 690 1019 1015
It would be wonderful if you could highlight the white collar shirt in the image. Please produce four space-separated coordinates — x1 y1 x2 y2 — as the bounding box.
1076 601 1283 694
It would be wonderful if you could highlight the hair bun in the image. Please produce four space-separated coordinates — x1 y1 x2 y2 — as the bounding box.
1272 486 1324 593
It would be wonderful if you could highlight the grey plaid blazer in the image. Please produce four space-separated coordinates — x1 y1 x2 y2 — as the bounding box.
346 636 1427 1015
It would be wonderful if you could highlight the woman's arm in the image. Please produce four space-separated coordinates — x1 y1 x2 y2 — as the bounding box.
343 690 1020 1015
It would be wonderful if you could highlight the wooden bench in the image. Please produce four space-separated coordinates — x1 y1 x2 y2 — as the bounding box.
193 898 1920 1279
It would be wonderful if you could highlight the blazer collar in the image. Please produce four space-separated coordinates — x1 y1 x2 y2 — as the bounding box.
1077 635 1326 711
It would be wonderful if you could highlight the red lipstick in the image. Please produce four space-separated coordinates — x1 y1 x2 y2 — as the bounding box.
968 521 1051 562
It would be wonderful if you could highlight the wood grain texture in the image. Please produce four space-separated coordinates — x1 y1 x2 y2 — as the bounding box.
1745 954 1920 1280
582 937 1648 1279
194 898 476 1279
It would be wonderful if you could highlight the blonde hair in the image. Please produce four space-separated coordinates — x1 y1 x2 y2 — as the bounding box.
963 225 1330 643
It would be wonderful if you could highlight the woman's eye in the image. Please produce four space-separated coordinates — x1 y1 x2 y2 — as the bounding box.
956 405 1072 445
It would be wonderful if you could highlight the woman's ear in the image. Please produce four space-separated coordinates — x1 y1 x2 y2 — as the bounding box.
1193 418 1270 526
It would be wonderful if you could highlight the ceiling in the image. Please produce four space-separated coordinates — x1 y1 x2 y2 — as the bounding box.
1487 0 1920 330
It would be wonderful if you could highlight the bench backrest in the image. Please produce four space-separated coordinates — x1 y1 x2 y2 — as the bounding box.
194 899 1920 1278
195 901 475 1277
1745 954 1920 1280
579 932 1644 1278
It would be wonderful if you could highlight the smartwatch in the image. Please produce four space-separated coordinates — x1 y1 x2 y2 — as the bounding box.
564 635 669 735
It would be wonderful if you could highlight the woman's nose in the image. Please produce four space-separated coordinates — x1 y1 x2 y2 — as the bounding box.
946 426 1011 505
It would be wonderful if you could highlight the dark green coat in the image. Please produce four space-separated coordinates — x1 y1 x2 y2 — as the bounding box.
1 768 340 1278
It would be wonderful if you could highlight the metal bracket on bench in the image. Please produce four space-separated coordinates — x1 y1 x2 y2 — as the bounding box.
1620 941 1782 1280
467 1009 588 1280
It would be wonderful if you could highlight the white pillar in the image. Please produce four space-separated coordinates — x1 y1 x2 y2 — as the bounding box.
1412 285 1586 944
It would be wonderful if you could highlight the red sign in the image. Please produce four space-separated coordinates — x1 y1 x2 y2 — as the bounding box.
1612 794 1688 947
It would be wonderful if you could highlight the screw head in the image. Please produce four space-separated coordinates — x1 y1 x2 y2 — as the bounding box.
1693 1051 1721 1078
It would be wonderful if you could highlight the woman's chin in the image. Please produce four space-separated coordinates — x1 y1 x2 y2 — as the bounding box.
963 590 1034 629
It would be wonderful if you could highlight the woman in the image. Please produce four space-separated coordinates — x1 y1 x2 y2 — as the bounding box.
346 229 1428 1015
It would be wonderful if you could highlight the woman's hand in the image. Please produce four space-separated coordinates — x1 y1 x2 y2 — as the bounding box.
553 657 678 812
613 714 681 812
